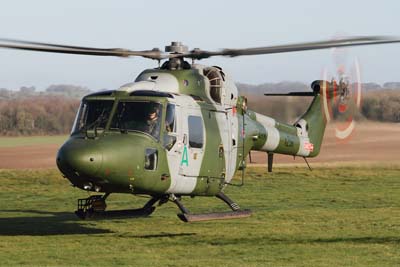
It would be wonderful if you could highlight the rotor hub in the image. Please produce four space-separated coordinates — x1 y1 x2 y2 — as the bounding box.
165 42 188 54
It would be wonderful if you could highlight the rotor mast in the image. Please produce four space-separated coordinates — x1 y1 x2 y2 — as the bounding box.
162 41 191 70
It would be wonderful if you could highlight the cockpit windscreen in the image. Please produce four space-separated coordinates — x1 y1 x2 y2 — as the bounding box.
110 101 162 139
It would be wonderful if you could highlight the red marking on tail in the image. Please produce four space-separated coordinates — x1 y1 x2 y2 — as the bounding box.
304 142 314 152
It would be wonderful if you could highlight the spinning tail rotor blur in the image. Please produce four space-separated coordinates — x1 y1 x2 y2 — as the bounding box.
321 36 363 142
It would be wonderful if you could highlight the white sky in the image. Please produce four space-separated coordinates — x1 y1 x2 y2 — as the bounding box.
0 0 399 90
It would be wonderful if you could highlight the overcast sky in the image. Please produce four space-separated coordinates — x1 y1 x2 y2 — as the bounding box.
0 0 399 90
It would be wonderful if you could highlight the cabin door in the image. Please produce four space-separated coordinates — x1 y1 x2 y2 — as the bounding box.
178 108 205 178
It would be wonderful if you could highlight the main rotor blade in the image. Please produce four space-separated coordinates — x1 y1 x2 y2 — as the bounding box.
0 38 164 59
183 36 400 59
1 36 399 61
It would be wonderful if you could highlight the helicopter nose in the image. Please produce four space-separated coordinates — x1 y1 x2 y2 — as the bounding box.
57 139 103 179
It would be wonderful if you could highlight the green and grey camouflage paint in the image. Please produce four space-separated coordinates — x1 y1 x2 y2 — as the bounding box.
57 66 332 198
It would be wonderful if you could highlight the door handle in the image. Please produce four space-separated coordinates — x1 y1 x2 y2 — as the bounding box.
183 134 187 145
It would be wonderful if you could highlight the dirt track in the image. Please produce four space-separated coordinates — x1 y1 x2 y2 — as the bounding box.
0 144 60 169
0 122 398 169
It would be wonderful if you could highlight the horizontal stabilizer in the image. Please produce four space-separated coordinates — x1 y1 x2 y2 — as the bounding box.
264 91 315 96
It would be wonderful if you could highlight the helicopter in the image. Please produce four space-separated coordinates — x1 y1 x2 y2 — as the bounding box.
0 36 399 222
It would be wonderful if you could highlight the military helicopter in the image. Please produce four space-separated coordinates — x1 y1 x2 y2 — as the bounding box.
0 36 399 222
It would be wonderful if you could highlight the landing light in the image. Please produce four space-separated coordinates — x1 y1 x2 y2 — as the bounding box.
83 182 93 191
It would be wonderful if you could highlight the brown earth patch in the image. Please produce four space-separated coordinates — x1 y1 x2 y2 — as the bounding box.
0 144 59 169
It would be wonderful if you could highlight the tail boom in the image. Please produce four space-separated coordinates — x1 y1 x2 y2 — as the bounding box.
249 81 330 158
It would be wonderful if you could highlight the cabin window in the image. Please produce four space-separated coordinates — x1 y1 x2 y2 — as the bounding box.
188 116 204 148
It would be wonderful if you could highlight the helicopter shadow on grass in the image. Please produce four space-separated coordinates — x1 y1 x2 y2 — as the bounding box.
267 236 400 245
205 235 400 247
115 232 197 239
0 209 114 236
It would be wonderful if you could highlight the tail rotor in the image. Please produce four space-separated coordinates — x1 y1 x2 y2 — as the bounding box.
321 38 363 142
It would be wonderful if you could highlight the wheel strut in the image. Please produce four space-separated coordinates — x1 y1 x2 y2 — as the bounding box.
172 192 251 223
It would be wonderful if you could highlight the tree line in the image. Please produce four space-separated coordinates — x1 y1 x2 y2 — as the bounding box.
0 87 399 136
0 96 79 136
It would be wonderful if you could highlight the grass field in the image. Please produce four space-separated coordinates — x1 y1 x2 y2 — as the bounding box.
1 166 400 266
0 135 68 148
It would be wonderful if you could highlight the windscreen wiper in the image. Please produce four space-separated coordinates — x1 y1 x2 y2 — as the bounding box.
117 105 128 134
84 111 108 137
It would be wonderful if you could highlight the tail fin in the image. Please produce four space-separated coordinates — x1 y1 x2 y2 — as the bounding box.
297 80 333 157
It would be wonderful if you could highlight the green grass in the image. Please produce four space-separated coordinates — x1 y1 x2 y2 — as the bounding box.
0 166 400 266
0 135 68 148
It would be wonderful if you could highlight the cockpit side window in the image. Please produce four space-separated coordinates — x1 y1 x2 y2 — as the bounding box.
165 103 176 133
163 103 177 150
